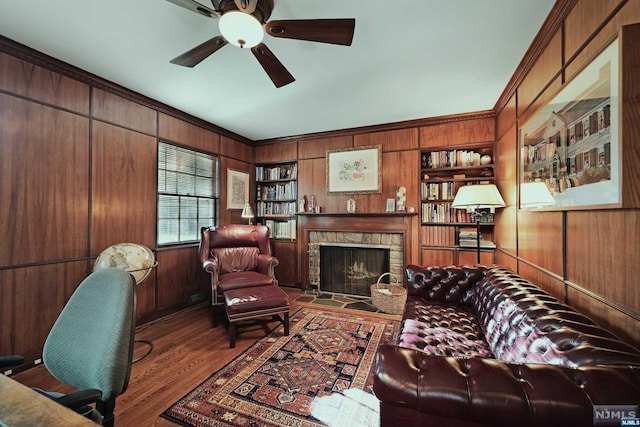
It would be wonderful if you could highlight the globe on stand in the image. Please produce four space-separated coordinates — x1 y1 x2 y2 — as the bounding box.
93 243 156 285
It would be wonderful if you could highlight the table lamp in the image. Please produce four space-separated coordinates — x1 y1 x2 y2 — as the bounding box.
452 183 505 263
241 201 255 224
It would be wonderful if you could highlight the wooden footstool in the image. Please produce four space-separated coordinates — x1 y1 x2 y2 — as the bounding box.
223 285 290 348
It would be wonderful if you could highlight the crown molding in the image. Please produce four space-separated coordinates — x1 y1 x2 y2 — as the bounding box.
0 35 253 146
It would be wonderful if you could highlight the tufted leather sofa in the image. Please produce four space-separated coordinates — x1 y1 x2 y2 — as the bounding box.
373 265 640 427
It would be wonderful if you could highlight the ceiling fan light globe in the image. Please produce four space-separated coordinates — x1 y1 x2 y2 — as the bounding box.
219 11 264 48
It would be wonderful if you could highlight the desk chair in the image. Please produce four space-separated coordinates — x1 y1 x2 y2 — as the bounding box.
1 268 137 427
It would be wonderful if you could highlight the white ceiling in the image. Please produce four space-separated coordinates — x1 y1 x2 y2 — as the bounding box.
0 0 555 141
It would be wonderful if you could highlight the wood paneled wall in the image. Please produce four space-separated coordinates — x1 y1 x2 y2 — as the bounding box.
3 0 639 364
256 118 494 286
494 0 640 346
0 45 252 363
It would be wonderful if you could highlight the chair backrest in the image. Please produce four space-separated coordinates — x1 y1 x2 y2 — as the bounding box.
200 225 272 273
43 268 136 401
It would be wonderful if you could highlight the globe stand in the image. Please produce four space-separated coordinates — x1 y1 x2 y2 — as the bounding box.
132 338 154 363
126 262 157 363
93 244 158 364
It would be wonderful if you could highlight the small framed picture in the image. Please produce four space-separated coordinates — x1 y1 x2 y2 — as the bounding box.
227 168 249 210
385 198 395 213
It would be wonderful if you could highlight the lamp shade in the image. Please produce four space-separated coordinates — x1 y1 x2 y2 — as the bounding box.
219 11 264 48
241 201 254 219
520 182 556 208
452 184 505 210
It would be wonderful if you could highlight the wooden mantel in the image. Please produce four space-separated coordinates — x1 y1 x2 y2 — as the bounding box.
296 212 417 290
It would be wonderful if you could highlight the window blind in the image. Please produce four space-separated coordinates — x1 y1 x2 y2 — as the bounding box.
157 142 219 245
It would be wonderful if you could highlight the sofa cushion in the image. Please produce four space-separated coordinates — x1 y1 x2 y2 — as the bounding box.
398 300 492 357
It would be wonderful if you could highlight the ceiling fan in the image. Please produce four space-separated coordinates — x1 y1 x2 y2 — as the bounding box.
165 0 356 88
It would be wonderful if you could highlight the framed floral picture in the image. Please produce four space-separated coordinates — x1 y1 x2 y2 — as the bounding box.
326 145 382 194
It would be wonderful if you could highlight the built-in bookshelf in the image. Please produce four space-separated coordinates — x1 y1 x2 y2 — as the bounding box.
419 142 496 265
255 162 298 240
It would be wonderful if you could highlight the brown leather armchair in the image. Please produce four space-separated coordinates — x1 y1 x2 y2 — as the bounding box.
199 225 279 326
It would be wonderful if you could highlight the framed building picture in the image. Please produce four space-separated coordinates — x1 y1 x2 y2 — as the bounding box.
326 145 382 194
227 169 249 210
519 37 620 210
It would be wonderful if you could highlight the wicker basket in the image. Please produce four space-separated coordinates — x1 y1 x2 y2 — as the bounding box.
370 273 407 315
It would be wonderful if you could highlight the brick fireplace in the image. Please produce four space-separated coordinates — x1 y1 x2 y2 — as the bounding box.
297 212 416 292
309 232 403 295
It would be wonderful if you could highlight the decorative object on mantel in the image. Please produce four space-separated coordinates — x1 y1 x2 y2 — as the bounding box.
396 186 407 211
308 194 315 212
299 195 307 213
385 198 395 213
346 198 357 213
452 183 505 263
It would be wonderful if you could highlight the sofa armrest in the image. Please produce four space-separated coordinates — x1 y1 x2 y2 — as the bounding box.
374 345 640 427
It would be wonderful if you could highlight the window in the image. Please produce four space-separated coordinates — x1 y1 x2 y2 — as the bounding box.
157 142 219 245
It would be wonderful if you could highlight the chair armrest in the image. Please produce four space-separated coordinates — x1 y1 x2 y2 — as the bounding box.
257 254 279 279
0 355 24 368
202 257 219 275
374 345 640 427
54 389 103 410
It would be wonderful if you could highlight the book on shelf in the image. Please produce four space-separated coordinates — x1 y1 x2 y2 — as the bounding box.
256 163 297 181
421 181 455 200
421 203 471 223
459 240 496 249
263 219 297 240
256 201 297 216
458 227 495 248
421 150 483 169
256 181 298 201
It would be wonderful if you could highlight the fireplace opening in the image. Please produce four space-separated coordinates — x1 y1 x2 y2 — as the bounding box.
319 243 390 297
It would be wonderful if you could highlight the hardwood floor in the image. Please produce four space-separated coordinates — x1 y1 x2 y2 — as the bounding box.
12 287 307 426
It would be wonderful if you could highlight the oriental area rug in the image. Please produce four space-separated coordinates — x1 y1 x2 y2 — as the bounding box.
162 307 400 427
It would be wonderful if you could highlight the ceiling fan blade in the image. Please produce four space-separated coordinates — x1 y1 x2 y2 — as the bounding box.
170 36 228 67
165 0 220 17
233 0 258 14
265 19 355 46
250 43 295 88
